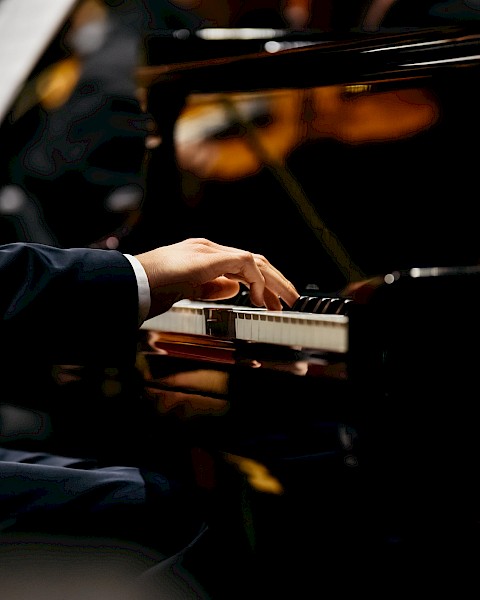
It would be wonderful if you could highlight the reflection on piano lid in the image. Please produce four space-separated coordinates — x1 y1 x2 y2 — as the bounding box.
141 300 349 353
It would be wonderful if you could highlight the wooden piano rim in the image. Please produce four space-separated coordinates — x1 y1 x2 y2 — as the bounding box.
139 330 349 375
140 330 236 364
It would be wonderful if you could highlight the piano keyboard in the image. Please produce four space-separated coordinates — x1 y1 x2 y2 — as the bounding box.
141 299 350 353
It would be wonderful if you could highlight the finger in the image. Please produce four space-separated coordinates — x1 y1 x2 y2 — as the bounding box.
251 254 299 307
188 239 299 308
223 273 265 307
224 264 298 309
186 239 267 305
251 254 300 306
262 287 283 311
221 259 267 306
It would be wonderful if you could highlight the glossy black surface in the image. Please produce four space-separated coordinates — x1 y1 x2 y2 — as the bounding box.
139 263 480 592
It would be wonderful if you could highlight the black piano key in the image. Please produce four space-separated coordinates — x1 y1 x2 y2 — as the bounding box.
304 296 325 312
229 290 352 314
291 295 312 312
322 298 344 314
289 295 353 315
234 289 253 306
311 297 333 313
291 295 333 313
340 298 353 315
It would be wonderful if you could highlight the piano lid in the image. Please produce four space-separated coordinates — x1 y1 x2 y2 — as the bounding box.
138 23 480 93
0 0 79 125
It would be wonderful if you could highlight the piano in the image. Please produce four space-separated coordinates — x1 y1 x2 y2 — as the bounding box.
137 265 480 593
135 22 480 591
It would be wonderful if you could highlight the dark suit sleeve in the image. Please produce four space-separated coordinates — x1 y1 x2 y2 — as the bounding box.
0 243 140 367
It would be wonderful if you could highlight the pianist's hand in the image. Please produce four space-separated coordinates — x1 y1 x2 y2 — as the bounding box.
135 237 299 319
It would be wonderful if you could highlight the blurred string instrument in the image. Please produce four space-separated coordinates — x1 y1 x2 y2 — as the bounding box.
171 83 438 182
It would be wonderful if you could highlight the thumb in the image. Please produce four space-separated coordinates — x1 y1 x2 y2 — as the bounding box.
193 277 241 301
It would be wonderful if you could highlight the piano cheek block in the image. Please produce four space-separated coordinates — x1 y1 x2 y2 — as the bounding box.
205 309 236 338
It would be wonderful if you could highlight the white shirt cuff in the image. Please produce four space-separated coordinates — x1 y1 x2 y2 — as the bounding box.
124 253 151 325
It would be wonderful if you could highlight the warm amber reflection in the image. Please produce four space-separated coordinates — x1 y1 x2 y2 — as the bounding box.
224 453 284 494
13 0 108 118
36 58 81 110
175 89 304 179
141 365 230 419
42 0 109 110
175 84 439 181
307 86 439 143
145 383 230 419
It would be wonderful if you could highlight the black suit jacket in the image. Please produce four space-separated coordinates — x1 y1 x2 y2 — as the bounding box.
0 242 139 370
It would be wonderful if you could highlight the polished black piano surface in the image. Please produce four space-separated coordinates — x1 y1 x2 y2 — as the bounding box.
137 265 480 595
